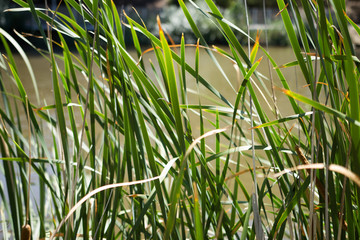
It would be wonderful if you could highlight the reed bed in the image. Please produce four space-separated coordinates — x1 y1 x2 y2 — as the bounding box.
1 0 360 239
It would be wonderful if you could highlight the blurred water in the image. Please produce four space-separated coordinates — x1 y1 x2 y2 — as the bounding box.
0 45 307 186
1 46 307 117
0 46 307 236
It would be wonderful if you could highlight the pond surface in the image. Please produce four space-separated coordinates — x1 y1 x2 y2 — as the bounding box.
1 45 309 175
0 46 309 225
2 47 312 176
2 46 308 123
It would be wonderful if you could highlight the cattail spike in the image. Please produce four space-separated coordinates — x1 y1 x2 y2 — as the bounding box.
21 224 31 240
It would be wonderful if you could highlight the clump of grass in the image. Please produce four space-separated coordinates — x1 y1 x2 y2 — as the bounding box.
1 0 360 239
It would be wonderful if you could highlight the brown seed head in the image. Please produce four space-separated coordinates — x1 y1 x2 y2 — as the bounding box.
21 224 31 240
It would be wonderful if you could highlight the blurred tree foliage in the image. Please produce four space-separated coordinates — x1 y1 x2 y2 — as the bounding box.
28 0 161 6
169 0 279 8
116 0 161 6
0 0 9 29
247 0 278 7
213 0 233 8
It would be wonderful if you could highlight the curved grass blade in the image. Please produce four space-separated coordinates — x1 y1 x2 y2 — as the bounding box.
0 28 40 103
253 111 313 129
49 157 178 240
165 127 228 239
282 89 360 127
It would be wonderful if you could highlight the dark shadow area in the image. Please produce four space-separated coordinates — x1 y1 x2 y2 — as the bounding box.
1 0 291 53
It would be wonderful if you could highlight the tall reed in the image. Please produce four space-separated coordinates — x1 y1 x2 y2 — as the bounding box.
1 0 360 239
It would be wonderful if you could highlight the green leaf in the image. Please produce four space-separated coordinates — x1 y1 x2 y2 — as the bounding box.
282 89 360 127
